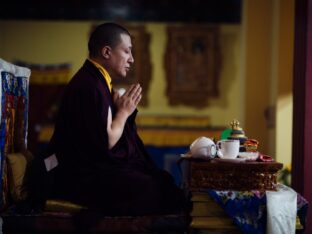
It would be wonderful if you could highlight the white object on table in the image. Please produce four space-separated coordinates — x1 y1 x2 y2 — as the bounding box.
266 183 297 234
190 136 217 158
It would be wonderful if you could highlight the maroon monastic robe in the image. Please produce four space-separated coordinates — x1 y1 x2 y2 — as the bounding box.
46 60 188 215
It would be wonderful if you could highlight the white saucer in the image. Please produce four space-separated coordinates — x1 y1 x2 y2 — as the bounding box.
238 151 259 160
180 152 192 158
213 157 246 163
180 152 214 159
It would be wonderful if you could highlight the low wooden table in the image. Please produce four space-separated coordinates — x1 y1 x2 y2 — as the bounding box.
187 158 283 191
180 158 284 234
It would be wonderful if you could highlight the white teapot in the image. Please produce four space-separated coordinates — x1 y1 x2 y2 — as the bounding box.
190 136 217 158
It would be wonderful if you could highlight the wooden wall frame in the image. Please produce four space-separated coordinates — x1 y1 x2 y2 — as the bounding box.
112 25 152 107
165 25 221 107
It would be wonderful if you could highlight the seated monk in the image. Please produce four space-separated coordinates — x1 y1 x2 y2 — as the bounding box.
26 22 190 216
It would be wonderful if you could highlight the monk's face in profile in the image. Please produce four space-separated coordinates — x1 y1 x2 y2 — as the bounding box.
108 34 134 78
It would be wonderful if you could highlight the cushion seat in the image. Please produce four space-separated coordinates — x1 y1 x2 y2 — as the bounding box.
44 199 87 213
2 209 190 234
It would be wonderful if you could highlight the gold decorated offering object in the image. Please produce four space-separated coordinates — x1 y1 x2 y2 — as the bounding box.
226 119 259 152
227 119 248 151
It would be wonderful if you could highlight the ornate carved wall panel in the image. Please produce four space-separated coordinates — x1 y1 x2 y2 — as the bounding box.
165 25 220 107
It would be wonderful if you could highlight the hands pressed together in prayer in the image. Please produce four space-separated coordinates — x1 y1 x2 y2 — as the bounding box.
107 83 142 149
113 83 142 117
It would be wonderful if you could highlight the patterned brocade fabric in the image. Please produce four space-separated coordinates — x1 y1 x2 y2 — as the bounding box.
0 58 30 210
205 186 309 234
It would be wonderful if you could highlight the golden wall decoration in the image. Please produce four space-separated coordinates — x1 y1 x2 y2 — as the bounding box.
165 25 221 107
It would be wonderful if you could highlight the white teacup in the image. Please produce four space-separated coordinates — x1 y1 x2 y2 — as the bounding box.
217 139 240 159
190 136 217 158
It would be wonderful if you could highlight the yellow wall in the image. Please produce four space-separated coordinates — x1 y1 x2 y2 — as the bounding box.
244 0 272 154
275 0 294 166
0 21 90 76
243 0 294 162
0 20 243 128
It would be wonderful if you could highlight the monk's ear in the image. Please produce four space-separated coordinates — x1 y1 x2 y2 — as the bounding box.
101 46 111 59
